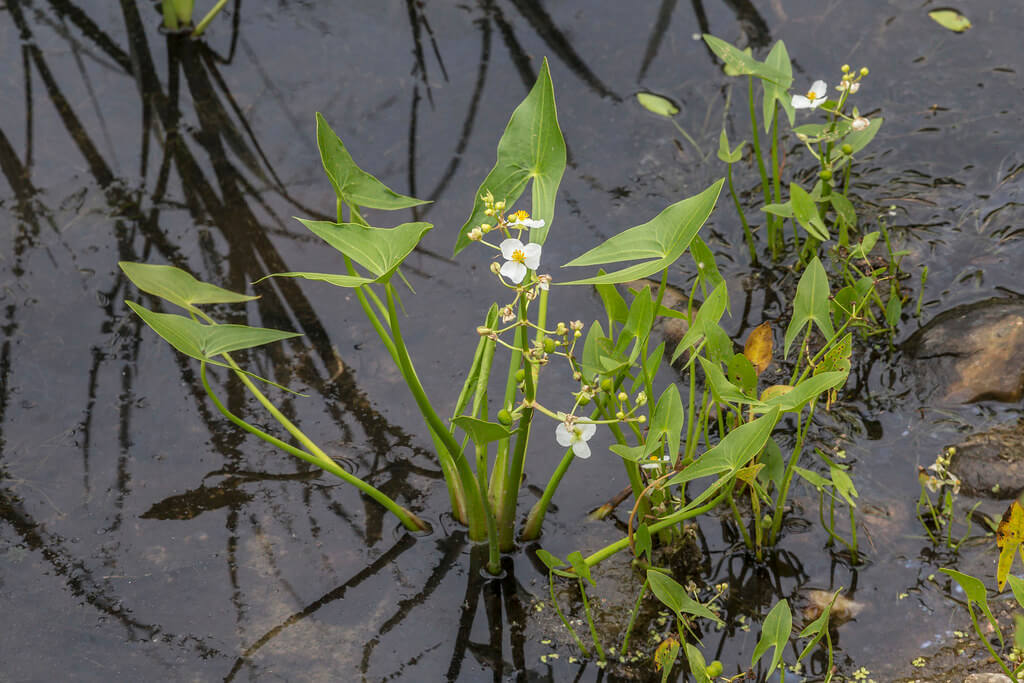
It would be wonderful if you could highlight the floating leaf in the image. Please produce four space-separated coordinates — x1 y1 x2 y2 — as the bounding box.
928 9 971 32
561 180 724 285
637 92 679 117
119 262 257 313
744 322 773 375
315 112 428 210
997 499 1024 591
457 58 566 253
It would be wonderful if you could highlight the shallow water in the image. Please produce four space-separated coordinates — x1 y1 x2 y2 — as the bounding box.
1 1 1023 681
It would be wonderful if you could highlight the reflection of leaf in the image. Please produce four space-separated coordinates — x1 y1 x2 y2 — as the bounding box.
997 500 1024 591
637 92 679 117
928 9 971 32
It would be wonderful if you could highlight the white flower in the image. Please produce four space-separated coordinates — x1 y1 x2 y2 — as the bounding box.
499 238 541 284
536 274 552 291
556 421 597 459
851 116 870 131
836 81 860 94
508 210 546 230
640 454 671 471
792 80 828 109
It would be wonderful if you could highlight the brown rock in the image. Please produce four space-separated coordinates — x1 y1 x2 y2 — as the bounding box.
948 421 1024 499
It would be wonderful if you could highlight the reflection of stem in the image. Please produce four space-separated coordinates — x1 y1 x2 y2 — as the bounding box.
768 412 809 545
670 118 703 159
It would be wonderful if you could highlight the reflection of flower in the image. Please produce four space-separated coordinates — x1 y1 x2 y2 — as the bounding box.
792 80 827 109
499 238 541 284
508 210 546 230
556 420 597 459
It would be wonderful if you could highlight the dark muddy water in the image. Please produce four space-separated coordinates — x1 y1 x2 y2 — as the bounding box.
2 1 1023 681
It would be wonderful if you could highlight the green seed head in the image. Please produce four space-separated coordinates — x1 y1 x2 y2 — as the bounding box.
497 409 513 426
841 143 854 155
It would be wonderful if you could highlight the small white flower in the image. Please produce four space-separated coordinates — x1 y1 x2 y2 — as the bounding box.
851 116 870 131
640 454 671 471
508 210 545 230
556 421 597 459
836 80 861 94
499 238 541 284
792 80 828 109
536 274 552 291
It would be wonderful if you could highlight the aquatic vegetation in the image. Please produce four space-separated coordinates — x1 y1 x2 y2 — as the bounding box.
121 56 886 677
160 0 229 36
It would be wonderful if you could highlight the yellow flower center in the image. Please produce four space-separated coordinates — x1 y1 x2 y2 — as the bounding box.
511 210 530 222
511 248 526 263
806 90 818 100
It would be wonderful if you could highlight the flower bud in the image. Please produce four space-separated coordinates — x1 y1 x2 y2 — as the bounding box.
484 208 494 216
851 116 870 131
636 391 647 406
617 392 628 402
615 411 626 420
542 337 556 353
489 262 501 275
841 143 854 155
578 394 591 406
819 169 833 181
497 409 513 426
480 223 492 233
515 369 526 383
600 379 614 393
494 200 506 211
637 415 646 423
706 661 724 678
468 227 483 241
476 326 492 336
841 64 850 73
860 67 869 76
555 322 567 336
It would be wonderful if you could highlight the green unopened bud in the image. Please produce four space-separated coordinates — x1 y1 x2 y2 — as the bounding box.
497 409 513 426
578 394 591 406
637 415 646 423
841 64 850 73
819 169 833 181
617 392 629 403
515 369 526 383
494 200 506 211
706 661 724 678
542 337 556 353
841 143 854 155
489 262 501 275
615 411 626 420
860 67 869 76
600 379 614 393
555 322 567 335
476 326 492 336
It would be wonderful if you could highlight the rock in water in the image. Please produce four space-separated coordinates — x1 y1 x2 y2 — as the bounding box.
948 421 1024 499
904 298 1024 403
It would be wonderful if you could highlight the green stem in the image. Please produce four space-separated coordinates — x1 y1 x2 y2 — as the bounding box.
204 360 426 531
579 578 606 662
770 105 782 257
769 412 810 544
549 571 590 657
748 76 772 243
728 163 757 265
620 578 648 655
385 284 487 537
521 447 574 541
192 0 229 36
583 488 729 568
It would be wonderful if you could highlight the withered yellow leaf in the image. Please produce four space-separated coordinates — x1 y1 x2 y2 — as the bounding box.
761 384 792 402
996 499 1024 591
744 321 773 375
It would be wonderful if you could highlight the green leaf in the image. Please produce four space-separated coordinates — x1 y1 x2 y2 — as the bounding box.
567 551 595 586
816 333 852 376
534 548 567 571
784 256 834 357
941 569 1002 646
885 283 903 327
689 236 726 297
452 416 513 446
794 465 832 491
595 281 629 325
254 271 375 288
457 58 566 254
651 385 684 461
666 408 781 510
757 371 846 413
850 231 879 259
1009 574 1024 606
761 201 794 218
928 9 971 32
752 599 792 676
761 41 795 132
830 193 857 232
647 570 724 626
560 180 724 285
637 92 679 117
610 442 652 462
760 438 785 489
798 590 838 661
635 523 653 563
684 643 712 683
294 219 432 282
716 129 744 164
119 262 257 312
702 35 789 84
833 117 883 160
698 356 764 407
727 353 757 397
830 464 859 507
671 281 728 363
315 112 428 210
790 183 829 241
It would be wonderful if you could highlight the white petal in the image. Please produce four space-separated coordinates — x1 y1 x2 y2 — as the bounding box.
578 422 597 441
524 218 545 228
572 441 592 459
555 423 573 447
500 260 527 284
522 243 542 270
640 461 662 470
791 94 813 109
810 80 827 98
500 238 524 260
